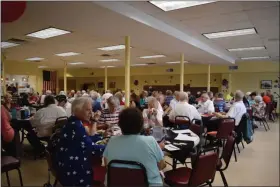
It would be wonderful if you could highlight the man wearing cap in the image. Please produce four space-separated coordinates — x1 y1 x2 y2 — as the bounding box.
56 95 72 117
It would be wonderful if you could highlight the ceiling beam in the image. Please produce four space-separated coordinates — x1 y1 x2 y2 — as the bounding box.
94 1 236 64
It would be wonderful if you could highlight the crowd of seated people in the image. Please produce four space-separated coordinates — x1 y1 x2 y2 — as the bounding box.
1 86 278 186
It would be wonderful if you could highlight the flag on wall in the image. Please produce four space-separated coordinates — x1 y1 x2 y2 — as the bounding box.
43 70 57 93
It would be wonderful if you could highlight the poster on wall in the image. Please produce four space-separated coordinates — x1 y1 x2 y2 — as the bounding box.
109 82 116 88
260 80 272 89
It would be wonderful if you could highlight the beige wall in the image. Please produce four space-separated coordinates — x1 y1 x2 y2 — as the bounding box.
4 60 279 96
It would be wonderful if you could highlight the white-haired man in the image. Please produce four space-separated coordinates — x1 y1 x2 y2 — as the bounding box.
197 93 215 114
169 91 180 110
215 90 247 126
40 90 52 104
169 92 201 123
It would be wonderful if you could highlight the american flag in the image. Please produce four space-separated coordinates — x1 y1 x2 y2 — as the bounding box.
43 70 57 93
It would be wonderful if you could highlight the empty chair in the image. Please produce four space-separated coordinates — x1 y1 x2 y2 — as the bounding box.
217 136 236 187
1 131 23 187
107 160 148 187
164 148 219 187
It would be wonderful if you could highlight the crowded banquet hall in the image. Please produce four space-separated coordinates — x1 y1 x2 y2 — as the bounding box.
1 1 279 187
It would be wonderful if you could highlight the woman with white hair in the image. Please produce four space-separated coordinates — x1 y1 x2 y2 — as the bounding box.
90 90 102 112
51 97 105 186
143 97 163 128
97 96 121 134
252 96 266 119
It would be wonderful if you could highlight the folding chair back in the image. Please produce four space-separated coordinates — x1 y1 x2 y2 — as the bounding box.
189 151 219 187
220 136 235 170
175 116 191 129
107 160 149 187
216 118 235 139
52 116 68 133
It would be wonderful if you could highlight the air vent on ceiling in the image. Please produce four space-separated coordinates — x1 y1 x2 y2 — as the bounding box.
101 54 111 57
146 62 156 65
268 38 279 42
8 38 27 44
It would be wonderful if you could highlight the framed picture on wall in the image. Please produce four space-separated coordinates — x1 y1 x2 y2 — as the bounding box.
261 80 272 89
98 82 104 88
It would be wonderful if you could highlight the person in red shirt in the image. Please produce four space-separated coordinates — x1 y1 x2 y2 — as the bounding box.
261 92 271 104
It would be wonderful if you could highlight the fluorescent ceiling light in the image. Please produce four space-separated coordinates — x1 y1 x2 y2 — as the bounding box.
140 55 166 59
150 1 215 11
228 46 265 52
100 66 116 68
203 28 257 39
69 62 85 65
27 27 71 39
1 41 20 48
132 64 147 66
97 45 131 51
38 66 48 69
166 61 187 64
55 52 81 57
25 57 45 61
241 56 270 60
100 59 120 62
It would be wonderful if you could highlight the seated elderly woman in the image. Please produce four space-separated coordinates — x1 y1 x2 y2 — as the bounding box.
96 96 121 135
213 92 226 112
103 108 166 186
51 97 105 187
252 96 266 119
143 97 163 128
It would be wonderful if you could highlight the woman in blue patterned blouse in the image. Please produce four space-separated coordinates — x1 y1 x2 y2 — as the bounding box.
52 97 105 187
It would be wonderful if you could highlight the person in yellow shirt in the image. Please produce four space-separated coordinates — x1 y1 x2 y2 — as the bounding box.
225 92 234 101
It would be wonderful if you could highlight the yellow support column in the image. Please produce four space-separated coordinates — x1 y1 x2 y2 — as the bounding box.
125 36 131 107
2 54 6 95
104 66 108 91
180 53 184 92
56 71 59 94
207 64 211 92
64 62 67 92
228 73 232 94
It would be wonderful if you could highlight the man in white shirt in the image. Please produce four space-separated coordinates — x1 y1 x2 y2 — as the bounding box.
215 90 247 126
197 93 215 114
169 91 180 110
40 90 52 104
56 95 72 117
169 92 201 123
31 95 67 137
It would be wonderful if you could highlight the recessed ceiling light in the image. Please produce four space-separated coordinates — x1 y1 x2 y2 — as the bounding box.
69 62 85 65
100 66 116 68
140 55 166 59
25 57 45 61
100 59 120 62
38 66 48 69
97 45 131 51
26 27 71 39
55 52 81 57
132 64 148 66
241 56 270 60
1 41 20 48
228 46 265 52
150 1 216 11
166 61 187 64
203 28 257 39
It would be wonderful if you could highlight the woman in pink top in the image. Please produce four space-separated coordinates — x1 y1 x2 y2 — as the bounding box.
1 105 14 142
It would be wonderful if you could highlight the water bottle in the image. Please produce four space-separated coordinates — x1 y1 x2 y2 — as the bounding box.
11 108 17 119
